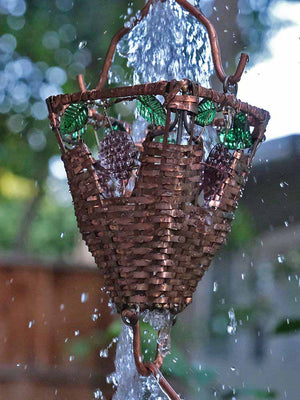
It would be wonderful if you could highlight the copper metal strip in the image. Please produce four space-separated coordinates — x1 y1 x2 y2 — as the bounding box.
46 80 270 125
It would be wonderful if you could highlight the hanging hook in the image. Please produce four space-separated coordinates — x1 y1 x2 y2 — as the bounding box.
223 75 238 96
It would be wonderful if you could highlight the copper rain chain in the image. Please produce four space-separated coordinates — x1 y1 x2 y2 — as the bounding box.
46 1 270 398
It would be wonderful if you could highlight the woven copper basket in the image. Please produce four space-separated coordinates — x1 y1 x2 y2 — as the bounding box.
60 136 250 314
46 0 270 316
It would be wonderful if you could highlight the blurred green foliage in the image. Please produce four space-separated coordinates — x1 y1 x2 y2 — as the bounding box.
226 206 257 251
274 318 300 335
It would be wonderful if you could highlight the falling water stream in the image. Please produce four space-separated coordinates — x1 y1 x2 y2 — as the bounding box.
118 0 213 86
109 1 216 398
108 310 173 400
118 0 218 153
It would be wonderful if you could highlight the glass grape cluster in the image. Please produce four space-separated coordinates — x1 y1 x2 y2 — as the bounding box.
95 129 138 197
199 143 234 202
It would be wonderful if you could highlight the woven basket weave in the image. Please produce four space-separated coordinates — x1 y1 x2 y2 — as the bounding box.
62 134 249 314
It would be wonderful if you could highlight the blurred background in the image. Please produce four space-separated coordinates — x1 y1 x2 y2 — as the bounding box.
0 0 299 399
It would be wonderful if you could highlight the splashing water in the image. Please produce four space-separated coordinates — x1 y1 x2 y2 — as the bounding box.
227 307 237 335
118 0 219 154
109 311 172 400
143 309 173 358
118 0 214 86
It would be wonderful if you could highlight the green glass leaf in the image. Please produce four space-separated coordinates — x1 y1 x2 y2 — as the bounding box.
60 102 88 141
219 112 252 150
136 95 166 126
195 99 217 126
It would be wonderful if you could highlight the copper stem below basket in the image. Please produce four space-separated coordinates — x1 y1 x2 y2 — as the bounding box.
121 310 182 400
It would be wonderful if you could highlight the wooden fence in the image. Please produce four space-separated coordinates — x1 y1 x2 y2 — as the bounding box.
0 257 115 399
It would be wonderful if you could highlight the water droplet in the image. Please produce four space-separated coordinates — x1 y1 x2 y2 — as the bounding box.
230 366 236 371
60 304 65 311
81 292 89 303
91 313 99 321
277 254 285 263
74 330 79 336
227 308 237 335
78 40 87 49
94 389 104 400
60 232 64 239
99 348 108 358
69 355 75 362
280 181 289 188
227 326 234 334
28 320 35 329
241 273 245 280
284 221 289 227
213 281 218 292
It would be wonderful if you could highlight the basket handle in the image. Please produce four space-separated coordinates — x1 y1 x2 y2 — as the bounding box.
95 0 249 92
